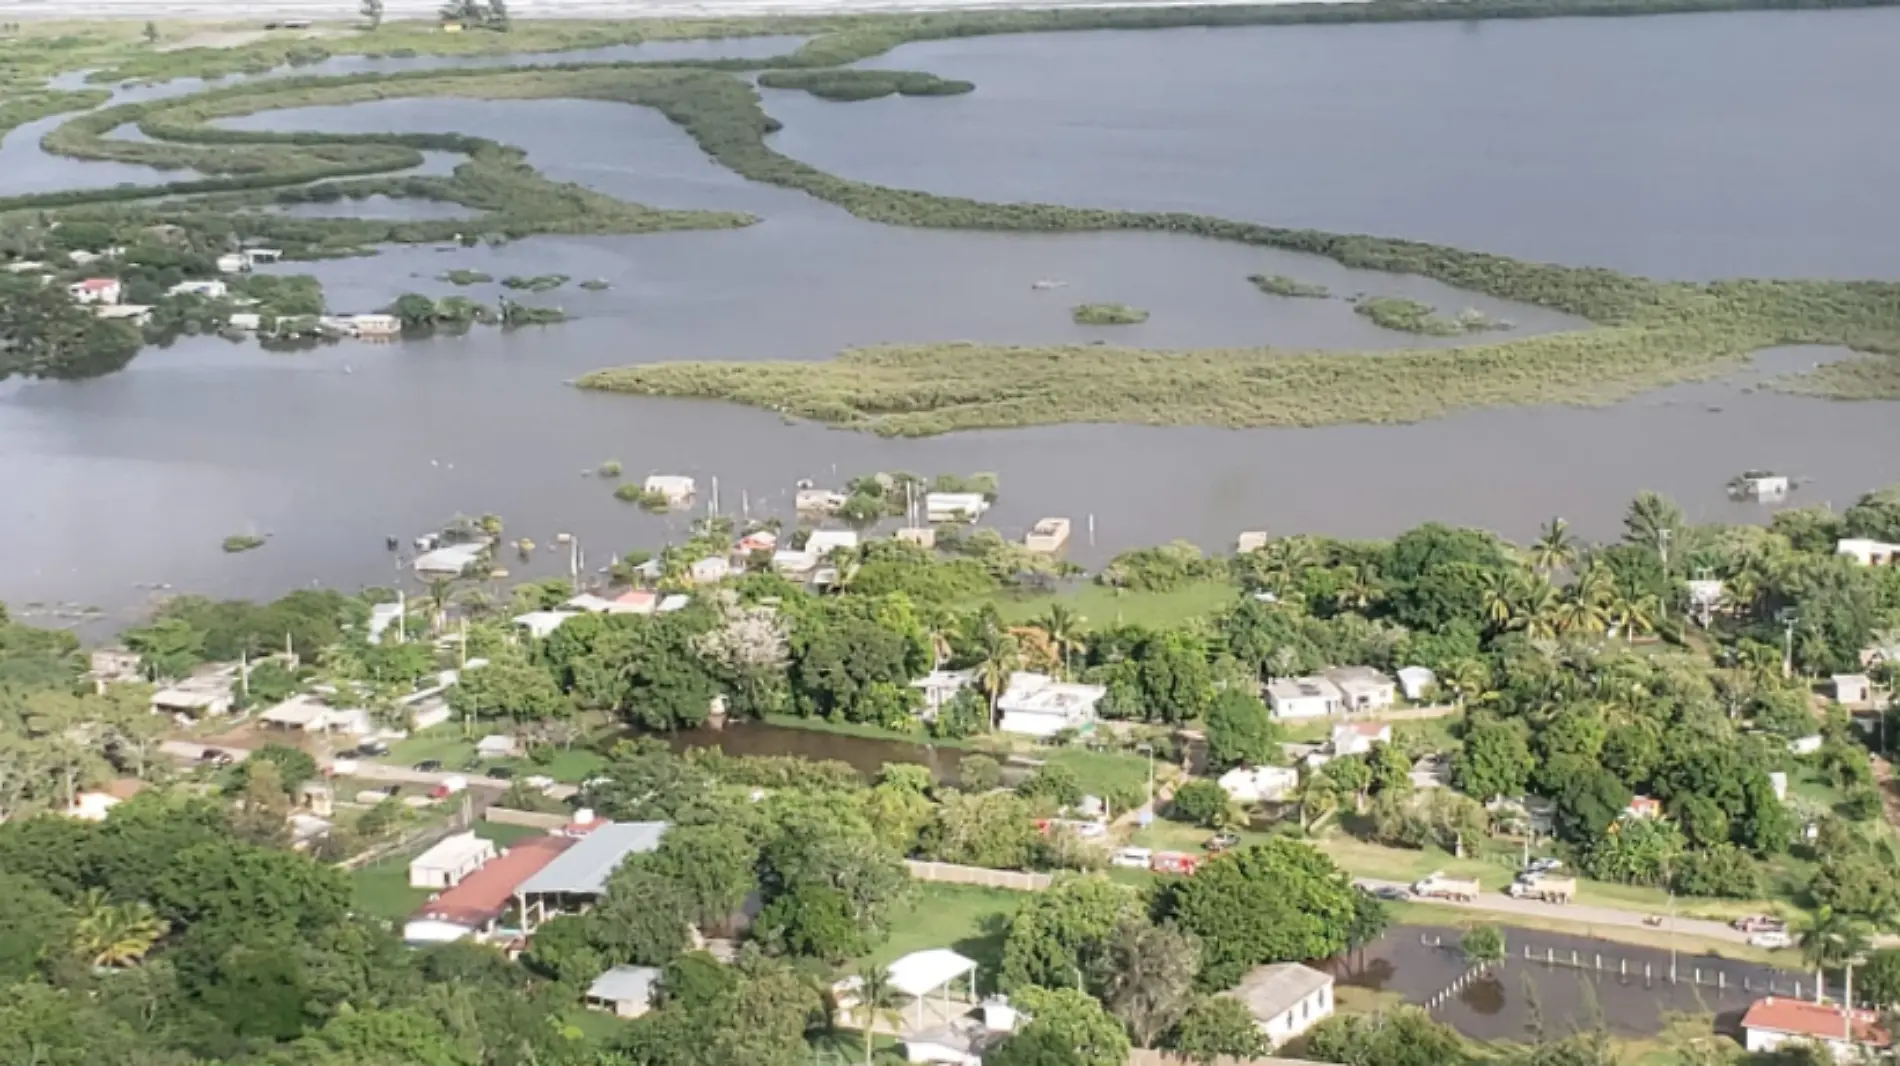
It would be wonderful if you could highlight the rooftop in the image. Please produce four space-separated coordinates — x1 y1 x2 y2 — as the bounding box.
888 948 979 998
412 831 496 872
518 821 668 897
1742 998 1889 1045
1336 721 1391 738
998 672 1105 715
1227 962 1334 1021
587 964 661 1005
1325 665 1390 688
413 834 575 928
1266 676 1342 701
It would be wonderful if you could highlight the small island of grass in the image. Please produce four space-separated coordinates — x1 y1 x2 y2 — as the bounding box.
757 69 974 102
614 483 672 511
438 270 492 286
501 274 570 293
579 278 612 291
1072 303 1149 326
222 534 265 554
598 459 623 478
1355 296 1515 336
1249 274 1330 298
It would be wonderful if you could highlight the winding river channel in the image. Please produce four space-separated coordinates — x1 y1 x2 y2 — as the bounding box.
3 9 1899 623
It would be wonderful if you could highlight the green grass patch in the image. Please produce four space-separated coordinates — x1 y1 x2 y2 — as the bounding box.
221 534 265 553
440 269 493 285
1248 273 1330 298
757 68 973 101
1072 302 1149 326
501 273 570 292
857 883 1018 979
351 856 432 921
985 580 1239 629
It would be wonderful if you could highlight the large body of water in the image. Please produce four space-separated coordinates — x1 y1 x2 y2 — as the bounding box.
4 10 1899 622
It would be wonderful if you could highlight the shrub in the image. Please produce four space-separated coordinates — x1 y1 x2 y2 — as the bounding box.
1170 780 1229 827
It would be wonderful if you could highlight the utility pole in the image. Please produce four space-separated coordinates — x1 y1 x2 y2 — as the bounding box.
1657 528 1672 622
1780 609 1799 679
1137 743 1155 815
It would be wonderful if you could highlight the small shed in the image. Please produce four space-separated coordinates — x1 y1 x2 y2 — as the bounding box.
888 949 980 1029
586 964 661 1019
1834 674 1873 706
410 830 498 889
1226 962 1335 1048
1396 665 1436 702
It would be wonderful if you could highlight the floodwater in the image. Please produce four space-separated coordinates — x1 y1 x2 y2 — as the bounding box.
773 9 1900 280
1339 925 1808 1041
3 12 1900 621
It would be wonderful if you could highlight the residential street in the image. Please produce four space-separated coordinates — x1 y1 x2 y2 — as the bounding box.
1351 877 1755 946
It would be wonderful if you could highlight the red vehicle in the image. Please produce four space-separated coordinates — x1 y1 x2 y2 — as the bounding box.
1150 851 1201 876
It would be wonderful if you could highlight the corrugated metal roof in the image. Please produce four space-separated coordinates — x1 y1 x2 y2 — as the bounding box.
518 821 668 896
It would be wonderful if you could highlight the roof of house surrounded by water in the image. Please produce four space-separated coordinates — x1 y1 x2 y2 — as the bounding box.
1742 998 1889 1045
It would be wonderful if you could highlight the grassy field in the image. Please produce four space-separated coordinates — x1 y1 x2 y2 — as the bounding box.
386 725 609 783
986 580 1240 628
857 883 1020 983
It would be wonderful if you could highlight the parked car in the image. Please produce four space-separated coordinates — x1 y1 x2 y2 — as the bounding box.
1733 915 1787 934
413 759 443 773
1749 931 1794 949
1525 858 1564 875
487 765 515 779
1204 832 1240 853
199 748 234 766
1110 847 1153 869
355 740 390 757
1370 884 1411 901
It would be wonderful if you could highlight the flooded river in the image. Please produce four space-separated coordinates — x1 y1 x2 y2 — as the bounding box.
2 11 1898 620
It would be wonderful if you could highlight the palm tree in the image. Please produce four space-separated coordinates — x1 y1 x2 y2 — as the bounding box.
1798 906 1872 1005
1480 572 1516 634
853 964 904 1065
1037 604 1088 680
1623 492 1684 556
1441 658 1491 709
1513 577 1561 639
73 889 167 969
1553 591 1610 636
1297 772 1337 833
1335 564 1383 613
1531 517 1577 575
1724 568 1762 621
975 628 1021 730
1611 593 1659 643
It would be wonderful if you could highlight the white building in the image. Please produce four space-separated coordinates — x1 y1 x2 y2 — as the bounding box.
514 610 578 639
1396 666 1436 702
1266 676 1343 719
1741 997 1888 1061
167 279 227 299
926 492 989 523
911 669 977 716
409 831 497 889
1218 765 1300 804
903 1000 1019 1066
690 556 731 584
1838 539 1900 567
795 488 847 514
260 694 372 736
995 672 1104 738
476 734 518 759
643 475 696 505
414 541 489 576
586 965 661 1019
95 304 152 325
1834 673 1873 705
64 791 124 822
150 670 238 719
1227 963 1334 1048
1325 666 1396 711
806 529 860 558
1331 720 1392 757
1023 518 1071 554
227 312 263 331
216 252 250 274
68 277 122 305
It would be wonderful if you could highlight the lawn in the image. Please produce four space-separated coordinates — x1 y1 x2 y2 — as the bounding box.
351 856 432 921
856 883 1021 986
986 580 1240 629
385 726 609 784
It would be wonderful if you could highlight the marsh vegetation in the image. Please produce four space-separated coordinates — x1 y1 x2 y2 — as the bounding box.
1072 303 1149 326
1248 274 1330 298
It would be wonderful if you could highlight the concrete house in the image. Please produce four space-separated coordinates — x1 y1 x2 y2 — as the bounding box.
167 279 227 299
586 965 661 1019
995 672 1105 738
1396 665 1436 702
1742 997 1888 1061
409 831 498 889
902 1000 1019 1066
911 669 977 717
404 834 576 944
1218 765 1300 804
1838 539 1900 566
1331 720 1392 757
68 277 122 305
1266 676 1343 719
1227 963 1335 1048
926 492 988 523
216 253 250 274
643 475 696 506
1325 666 1396 711
1834 674 1873 705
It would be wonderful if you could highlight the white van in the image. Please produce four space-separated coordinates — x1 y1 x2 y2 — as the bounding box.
1111 847 1153 869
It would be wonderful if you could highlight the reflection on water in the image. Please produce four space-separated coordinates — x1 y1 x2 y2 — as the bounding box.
1341 925 1809 1040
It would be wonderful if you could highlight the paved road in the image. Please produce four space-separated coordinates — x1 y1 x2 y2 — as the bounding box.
1352 877 1758 946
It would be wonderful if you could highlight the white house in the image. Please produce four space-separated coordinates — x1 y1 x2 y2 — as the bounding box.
514 610 577 639
1325 666 1396 711
476 734 518 759
995 672 1105 738
260 694 372 737
903 1000 1019 1066
409 831 497 889
1396 666 1436 702
1838 539 1900 567
911 669 976 716
1834 673 1873 705
926 492 989 523
167 279 227 299
644 475 696 505
68 277 122 305
1331 720 1392 757
1266 677 1343 719
1769 770 1788 802
215 252 250 274
586 965 661 1019
414 541 488 576
795 488 847 514
95 304 152 325
227 313 263 331
806 529 860 558
689 556 731 584
1741 997 1888 1061
150 670 238 719
1218 765 1300 804
1227 963 1334 1049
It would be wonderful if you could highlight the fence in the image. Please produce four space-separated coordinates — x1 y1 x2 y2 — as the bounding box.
483 806 568 830
905 860 1052 892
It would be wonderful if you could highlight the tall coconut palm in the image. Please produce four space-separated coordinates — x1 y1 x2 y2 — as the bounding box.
73 889 167 969
1553 591 1610 636
1335 564 1384 613
1612 593 1659 643
853 964 904 1065
1513 577 1562 639
1037 604 1088 680
1531 517 1578 575
1798 906 1872 1005
975 628 1021 730
1623 492 1684 557
1441 658 1492 709
1480 571 1517 634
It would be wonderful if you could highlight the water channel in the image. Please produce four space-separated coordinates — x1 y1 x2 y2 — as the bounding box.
3 11 1899 621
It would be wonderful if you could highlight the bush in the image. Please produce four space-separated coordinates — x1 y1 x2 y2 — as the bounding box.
1671 844 1764 898
1170 780 1229 828
1019 764 1084 810
1072 302 1149 326
958 753 1002 791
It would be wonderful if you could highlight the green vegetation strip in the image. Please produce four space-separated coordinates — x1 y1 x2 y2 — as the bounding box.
1072 303 1149 326
757 68 973 100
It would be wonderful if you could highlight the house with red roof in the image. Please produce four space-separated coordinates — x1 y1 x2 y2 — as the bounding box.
1742 997 1889 1060
67 277 122 305
403 834 575 945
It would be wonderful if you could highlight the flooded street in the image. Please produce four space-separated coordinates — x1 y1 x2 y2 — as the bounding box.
2 11 1898 619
